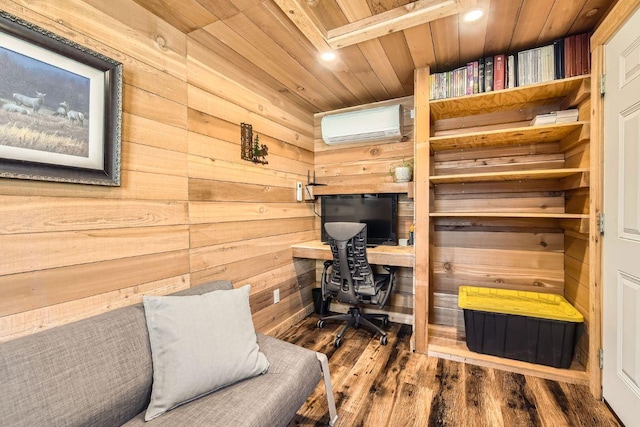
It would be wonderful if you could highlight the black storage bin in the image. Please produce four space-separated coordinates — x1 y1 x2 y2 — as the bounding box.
458 286 584 369
312 288 330 315
463 310 579 368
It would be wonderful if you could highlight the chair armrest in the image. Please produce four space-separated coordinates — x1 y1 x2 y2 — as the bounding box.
321 260 332 300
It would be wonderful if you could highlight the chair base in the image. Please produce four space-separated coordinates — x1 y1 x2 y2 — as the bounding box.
317 306 389 347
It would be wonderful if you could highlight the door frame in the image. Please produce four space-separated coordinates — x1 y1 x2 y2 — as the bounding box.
591 0 640 399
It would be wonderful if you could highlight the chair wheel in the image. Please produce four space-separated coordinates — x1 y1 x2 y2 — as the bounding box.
380 335 388 346
382 317 389 327
334 337 342 348
317 319 325 329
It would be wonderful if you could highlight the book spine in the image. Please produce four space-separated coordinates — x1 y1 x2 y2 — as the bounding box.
545 45 555 82
507 55 515 88
564 36 572 77
484 56 494 92
466 62 474 95
582 33 590 75
478 57 485 92
494 54 505 90
473 61 479 93
587 32 592 74
575 34 583 76
532 48 540 84
517 51 525 87
553 38 564 79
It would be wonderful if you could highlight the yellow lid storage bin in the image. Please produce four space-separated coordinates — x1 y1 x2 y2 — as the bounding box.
458 286 584 368
458 286 584 323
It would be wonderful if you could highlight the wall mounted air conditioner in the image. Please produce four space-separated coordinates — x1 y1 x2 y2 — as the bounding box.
321 104 403 145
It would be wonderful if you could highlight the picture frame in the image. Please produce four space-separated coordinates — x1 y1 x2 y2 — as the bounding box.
0 11 122 186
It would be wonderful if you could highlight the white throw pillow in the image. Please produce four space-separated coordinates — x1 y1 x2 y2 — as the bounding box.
142 285 269 421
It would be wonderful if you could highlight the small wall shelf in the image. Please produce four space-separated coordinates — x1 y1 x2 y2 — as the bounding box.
309 181 414 198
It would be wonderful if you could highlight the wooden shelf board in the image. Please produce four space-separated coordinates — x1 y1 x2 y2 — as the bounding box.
430 168 589 184
291 240 415 268
429 212 589 219
429 76 590 121
429 122 586 152
310 182 413 196
427 324 589 386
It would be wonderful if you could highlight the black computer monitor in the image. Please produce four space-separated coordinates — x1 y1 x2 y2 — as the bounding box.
320 193 398 246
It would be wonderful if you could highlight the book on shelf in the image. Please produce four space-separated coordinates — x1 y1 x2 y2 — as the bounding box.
478 57 485 93
507 54 517 88
582 33 592 75
484 56 494 92
473 60 479 94
494 54 505 90
565 36 574 77
575 35 583 78
553 39 564 80
555 109 579 123
530 109 579 126
530 113 557 126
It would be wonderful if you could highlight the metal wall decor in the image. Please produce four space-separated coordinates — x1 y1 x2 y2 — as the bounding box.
240 122 268 165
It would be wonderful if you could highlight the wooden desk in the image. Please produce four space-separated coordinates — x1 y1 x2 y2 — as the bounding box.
291 240 414 268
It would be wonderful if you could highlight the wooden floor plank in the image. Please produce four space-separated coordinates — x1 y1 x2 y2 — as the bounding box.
281 316 620 427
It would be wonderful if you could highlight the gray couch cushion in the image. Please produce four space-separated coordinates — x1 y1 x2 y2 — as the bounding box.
123 333 322 427
143 285 269 420
0 280 234 427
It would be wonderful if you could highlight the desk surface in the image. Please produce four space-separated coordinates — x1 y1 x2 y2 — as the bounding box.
291 240 414 268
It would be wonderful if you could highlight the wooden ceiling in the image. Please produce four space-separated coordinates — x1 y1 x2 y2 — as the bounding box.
133 0 617 113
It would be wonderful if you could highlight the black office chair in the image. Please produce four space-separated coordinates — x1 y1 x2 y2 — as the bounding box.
316 222 396 348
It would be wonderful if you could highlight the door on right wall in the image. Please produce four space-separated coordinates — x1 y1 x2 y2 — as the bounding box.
603 5 640 425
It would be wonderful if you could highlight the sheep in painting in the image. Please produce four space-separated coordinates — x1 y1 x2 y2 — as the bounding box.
67 110 85 126
53 101 69 117
1 103 32 115
12 92 46 114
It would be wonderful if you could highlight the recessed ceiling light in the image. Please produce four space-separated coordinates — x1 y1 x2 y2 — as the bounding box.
320 51 337 61
463 9 483 22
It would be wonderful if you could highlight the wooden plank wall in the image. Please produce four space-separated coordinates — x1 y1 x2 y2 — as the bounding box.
0 0 315 342
313 97 415 322
185 30 317 335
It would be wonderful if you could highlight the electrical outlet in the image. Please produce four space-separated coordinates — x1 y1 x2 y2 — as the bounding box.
273 288 280 304
296 182 303 202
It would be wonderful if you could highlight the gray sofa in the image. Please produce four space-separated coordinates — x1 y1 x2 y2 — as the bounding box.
0 280 338 426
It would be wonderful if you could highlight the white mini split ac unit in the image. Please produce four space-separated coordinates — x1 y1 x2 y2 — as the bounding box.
321 104 403 145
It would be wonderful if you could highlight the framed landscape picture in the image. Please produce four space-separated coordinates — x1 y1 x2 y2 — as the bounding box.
0 11 122 186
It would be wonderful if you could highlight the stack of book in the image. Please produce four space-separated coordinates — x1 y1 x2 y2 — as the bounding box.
530 109 579 126
429 32 592 100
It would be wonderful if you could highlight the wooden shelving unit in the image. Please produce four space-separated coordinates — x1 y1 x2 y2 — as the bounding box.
414 71 594 384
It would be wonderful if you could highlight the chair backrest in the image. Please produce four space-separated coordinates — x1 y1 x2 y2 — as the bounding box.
324 222 375 305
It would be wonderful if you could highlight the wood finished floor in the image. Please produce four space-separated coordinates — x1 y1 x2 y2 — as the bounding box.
279 316 620 427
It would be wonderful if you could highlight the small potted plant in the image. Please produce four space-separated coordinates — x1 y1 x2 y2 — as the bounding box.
390 158 413 183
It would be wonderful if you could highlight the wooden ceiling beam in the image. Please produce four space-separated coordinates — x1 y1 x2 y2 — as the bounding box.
274 0 478 52
327 0 477 49
271 0 331 52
